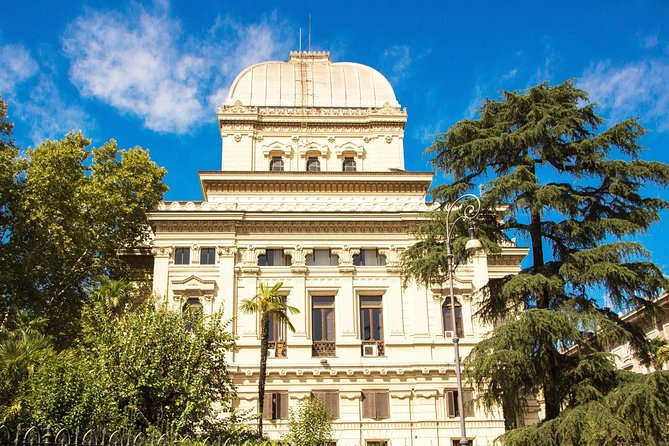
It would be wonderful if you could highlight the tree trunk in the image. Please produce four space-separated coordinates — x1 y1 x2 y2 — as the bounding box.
257 312 270 437
528 164 561 421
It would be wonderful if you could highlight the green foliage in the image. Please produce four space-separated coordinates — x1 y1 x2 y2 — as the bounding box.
283 397 333 446
499 371 669 446
403 81 669 441
0 102 168 346
241 282 299 437
0 312 54 422
6 286 238 436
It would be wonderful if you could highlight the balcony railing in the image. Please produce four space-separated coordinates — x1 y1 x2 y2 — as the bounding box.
362 339 385 356
267 341 287 358
312 340 336 357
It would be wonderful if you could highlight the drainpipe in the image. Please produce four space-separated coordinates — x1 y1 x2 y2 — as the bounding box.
409 389 414 446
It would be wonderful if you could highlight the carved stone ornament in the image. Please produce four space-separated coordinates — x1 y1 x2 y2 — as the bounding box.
241 246 265 265
171 275 217 302
328 135 335 143
385 135 393 144
152 247 173 258
334 142 364 158
379 245 403 272
255 134 264 142
291 135 300 142
285 245 313 267
363 136 373 143
222 100 256 114
234 134 242 142
217 246 237 257
331 246 360 269
298 141 329 158
262 141 292 157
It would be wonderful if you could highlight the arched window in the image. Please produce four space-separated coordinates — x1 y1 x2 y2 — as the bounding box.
270 157 284 171
343 157 356 172
442 298 463 338
306 157 321 172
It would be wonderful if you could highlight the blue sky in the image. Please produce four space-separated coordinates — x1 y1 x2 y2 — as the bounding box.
2 0 669 275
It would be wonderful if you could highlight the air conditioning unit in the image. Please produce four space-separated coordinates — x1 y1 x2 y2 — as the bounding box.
362 344 378 357
444 331 453 338
267 348 276 358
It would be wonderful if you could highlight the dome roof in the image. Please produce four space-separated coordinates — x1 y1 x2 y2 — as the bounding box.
225 51 400 109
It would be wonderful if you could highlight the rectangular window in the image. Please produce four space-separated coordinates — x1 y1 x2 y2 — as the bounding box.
312 391 339 419
353 249 386 266
360 296 383 341
312 296 336 357
366 442 388 446
200 247 216 265
262 392 288 420
445 390 475 418
306 249 338 266
174 247 190 265
361 390 390 420
258 249 290 266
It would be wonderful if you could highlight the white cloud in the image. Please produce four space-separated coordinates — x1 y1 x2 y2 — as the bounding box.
382 45 412 86
62 6 292 134
0 44 38 95
14 75 89 144
580 58 669 131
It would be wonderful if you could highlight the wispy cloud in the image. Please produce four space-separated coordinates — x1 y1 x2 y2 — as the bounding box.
580 58 669 131
16 75 89 144
0 43 38 95
381 45 412 86
62 6 292 134
0 42 88 144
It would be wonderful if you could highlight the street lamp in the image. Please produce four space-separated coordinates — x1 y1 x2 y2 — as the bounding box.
440 193 482 446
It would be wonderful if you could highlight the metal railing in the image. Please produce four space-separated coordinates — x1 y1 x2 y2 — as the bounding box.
0 426 275 446
311 341 336 357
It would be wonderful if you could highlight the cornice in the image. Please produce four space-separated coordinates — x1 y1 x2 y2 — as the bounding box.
151 220 418 234
198 171 433 198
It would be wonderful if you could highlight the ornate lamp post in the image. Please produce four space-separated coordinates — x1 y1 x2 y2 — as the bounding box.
440 193 482 446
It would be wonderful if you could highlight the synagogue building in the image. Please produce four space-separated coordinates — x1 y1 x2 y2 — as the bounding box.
147 51 529 445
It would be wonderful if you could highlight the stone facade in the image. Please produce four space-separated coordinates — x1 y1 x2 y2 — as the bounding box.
147 52 528 445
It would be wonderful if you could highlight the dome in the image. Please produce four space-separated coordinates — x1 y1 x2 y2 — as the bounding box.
225 51 400 109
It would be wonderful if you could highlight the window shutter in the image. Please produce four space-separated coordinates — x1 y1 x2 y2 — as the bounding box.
262 393 273 420
279 392 289 419
446 391 456 418
463 390 475 418
362 391 374 418
375 392 390 419
327 392 339 419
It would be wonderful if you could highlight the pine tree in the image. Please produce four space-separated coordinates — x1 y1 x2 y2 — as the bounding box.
405 81 669 444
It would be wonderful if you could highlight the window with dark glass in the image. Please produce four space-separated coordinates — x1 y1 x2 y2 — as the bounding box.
270 157 284 171
306 249 338 266
312 296 335 357
258 249 290 266
343 157 357 172
200 247 216 265
362 390 390 420
267 312 287 357
353 249 386 266
445 389 475 418
442 298 464 338
174 247 190 265
312 297 335 342
262 392 288 420
182 297 203 331
306 157 320 172
360 296 383 341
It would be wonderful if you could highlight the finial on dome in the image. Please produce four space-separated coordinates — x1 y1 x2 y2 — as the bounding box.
289 51 331 62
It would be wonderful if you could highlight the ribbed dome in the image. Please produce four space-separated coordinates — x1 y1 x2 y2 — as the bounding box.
224 51 400 108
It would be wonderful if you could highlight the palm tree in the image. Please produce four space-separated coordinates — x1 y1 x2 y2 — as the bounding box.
240 282 299 437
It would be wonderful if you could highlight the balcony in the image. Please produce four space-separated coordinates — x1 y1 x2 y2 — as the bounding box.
312 340 336 357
